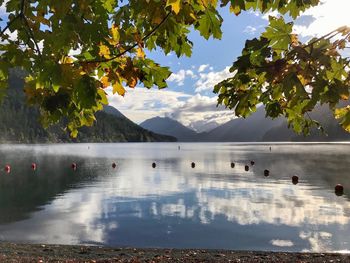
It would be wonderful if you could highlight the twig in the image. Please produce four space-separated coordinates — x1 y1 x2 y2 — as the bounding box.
21 16 42 57
0 0 26 39
0 15 21 38
78 12 171 64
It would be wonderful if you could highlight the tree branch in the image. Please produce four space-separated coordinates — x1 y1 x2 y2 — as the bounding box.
0 15 20 38
78 12 171 64
0 0 26 38
21 15 42 57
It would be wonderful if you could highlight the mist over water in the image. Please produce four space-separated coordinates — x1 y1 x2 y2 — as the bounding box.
0 143 349 252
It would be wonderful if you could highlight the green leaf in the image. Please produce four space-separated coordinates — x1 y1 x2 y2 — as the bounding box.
262 16 293 52
196 8 222 40
102 0 116 12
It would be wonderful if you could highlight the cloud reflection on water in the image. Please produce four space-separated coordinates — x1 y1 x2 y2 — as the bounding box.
0 143 349 252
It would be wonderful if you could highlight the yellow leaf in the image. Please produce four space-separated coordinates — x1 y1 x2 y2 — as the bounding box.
200 0 217 7
230 5 241 15
189 12 196 20
70 129 78 138
335 106 350 119
100 75 110 88
297 74 308 86
113 81 126 96
136 47 145 59
127 77 137 88
290 34 299 47
97 89 108 104
111 24 120 43
61 56 74 64
99 43 111 59
166 0 181 14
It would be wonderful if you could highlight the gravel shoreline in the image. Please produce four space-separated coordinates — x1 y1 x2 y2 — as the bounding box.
0 243 349 262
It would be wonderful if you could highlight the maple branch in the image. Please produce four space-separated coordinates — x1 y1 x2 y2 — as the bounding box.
21 15 42 57
78 12 171 64
0 0 26 38
0 15 20 38
1 0 42 57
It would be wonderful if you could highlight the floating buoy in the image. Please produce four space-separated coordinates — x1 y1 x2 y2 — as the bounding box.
112 162 117 168
250 161 255 165
335 184 344 196
191 162 195 168
71 163 77 170
292 175 299 185
31 163 37 171
4 165 10 173
152 162 156 168
231 162 235 168
264 169 269 177
244 165 249 171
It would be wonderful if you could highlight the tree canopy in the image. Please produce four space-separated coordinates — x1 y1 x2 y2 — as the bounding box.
0 0 349 136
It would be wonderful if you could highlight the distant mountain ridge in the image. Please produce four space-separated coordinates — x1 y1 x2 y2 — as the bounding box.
140 116 198 142
102 105 126 118
262 103 350 141
0 69 176 143
199 107 284 142
141 105 350 142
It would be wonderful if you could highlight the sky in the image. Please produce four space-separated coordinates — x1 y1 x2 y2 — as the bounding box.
1 0 350 132
107 0 350 131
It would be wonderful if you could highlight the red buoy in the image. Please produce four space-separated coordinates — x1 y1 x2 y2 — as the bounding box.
264 169 269 177
112 162 117 168
71 163 77 170
292 175 299 185
31 163 37 171
335 184 344 196
4 165 10 173
244 165 249 171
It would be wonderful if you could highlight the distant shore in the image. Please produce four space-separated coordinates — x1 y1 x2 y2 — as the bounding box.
0 243 349 262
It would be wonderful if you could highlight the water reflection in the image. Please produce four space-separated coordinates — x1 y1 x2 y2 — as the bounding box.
0 143 349 252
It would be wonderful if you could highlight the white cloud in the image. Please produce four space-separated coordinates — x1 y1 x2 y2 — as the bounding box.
243 25 257 35
185 69 196 78
261 10 279 20
198 64 209 73
106 87 190 123
293 0 350 38
168 69 196 86
106 87 234 128
167 93 234 128
270 239 294 247
0 1 7 15
195 66 234 92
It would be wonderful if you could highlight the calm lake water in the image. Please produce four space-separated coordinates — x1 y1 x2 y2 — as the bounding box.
0 143 349 252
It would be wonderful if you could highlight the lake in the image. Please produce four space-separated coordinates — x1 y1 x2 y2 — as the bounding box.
0 143 349 252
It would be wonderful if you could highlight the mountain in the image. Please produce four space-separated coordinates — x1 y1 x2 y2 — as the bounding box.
188 120 219 133
262 103 350 141
140 116 198 142
140 102 350 142
0 69 176 143
199 107 284 142
200 104 350 142
102 105 125 118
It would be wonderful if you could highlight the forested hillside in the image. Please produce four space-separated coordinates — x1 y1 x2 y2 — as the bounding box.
0 69 176 143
